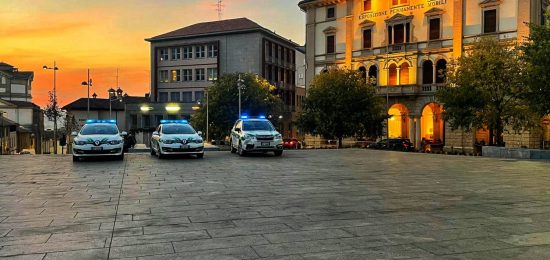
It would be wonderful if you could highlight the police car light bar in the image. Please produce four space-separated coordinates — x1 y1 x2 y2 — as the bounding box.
86 119 117 124
240 115 267 119
160 119 188 124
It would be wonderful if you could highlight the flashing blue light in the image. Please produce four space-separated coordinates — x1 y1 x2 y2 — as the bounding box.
240 115 249 119
86 119 116 124
259 115 266 119
160 119 188 124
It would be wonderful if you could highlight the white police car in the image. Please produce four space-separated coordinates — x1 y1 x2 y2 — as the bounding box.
150 120 204 159
230 116 283 156
71 120 127 161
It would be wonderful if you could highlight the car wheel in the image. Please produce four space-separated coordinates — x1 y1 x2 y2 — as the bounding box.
274 150 283 157
237 142 246 156
230 143 237 153
196 153 204 159
157 145 164 159
118 153 125 161
150 148 155 156
72 156 79 162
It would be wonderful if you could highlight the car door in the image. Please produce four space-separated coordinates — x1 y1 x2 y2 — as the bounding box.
231 120 242 148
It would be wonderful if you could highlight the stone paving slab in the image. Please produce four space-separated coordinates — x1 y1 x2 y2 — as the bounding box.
1 150 550 259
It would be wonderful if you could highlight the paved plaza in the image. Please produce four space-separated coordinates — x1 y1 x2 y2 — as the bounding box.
1 150 550 259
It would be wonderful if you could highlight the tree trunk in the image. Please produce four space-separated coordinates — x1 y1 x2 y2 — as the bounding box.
461 128 465 154
338 136 343 149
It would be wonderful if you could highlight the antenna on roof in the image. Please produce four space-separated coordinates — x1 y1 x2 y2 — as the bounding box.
216 0 223 20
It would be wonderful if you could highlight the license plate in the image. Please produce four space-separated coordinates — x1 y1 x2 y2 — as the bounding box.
180 145 189 149
91 147 103 151
261 142 270 147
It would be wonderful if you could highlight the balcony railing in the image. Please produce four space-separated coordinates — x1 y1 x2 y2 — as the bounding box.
421 83 446 93
376 84 447 96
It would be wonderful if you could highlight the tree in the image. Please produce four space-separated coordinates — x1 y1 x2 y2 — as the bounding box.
297 68 385 148
522 10 550 118
63 114 78 151
190 73 283 143
44 91 62 154
437 37 532 146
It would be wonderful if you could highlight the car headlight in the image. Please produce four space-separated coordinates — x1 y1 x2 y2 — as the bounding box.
161 139 174 144
244 134 255 140
194 139 203 144
275 134 282 140
109 140 122 145
74 140 86 145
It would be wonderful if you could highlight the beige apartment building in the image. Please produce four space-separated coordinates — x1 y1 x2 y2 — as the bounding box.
298 0 548 151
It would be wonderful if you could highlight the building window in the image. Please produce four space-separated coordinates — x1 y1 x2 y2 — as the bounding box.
171 47 181 60
429 18 441 40
1 77 5 85
388 64 397 85
195 68 205 81
326 6 335 19
170 92 180 102
208 44 218 58
182 91 193 103
171 70 181 82
363 29 372 49
483 9 497 33
422 60 434 84
389 22 410 44
159 92 168 102
326 35 335 54
142 115 151 128
207 68 218 81
183 46 193 59
159 70 169 83
435 59 447 83
368 65 378 85
182 69 193 81
364 0 372 11
195 45 206 58
160 48 169 61
130 114 138 129
399 63 409 84
195 91 204 101
392 0 408 5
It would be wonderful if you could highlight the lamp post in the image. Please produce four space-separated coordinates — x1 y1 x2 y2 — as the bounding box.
0 110 5 155
43 62 59 154
237 74 245 118
108 88 124 119
81 69 92 118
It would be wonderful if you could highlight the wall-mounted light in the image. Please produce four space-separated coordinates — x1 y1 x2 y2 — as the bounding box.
166 104 181 112
140 106 153 112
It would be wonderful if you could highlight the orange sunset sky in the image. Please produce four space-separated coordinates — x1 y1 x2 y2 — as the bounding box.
1 0 305 107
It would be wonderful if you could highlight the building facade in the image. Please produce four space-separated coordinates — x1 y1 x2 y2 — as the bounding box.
299 0 548 151
145 18 304 138
0 62 34 102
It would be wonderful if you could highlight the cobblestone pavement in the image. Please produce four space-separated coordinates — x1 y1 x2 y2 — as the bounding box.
1 150 550 259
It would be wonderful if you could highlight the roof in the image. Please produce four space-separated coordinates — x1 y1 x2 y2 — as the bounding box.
0 62 34 80
123 96 150 104
0 116 17 126
62 98 125 111
5 100 40 109
146 18 299 47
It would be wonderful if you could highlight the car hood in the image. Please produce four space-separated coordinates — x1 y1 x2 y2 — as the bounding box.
161 134 202 141
246 130 279 136
76 134 122 141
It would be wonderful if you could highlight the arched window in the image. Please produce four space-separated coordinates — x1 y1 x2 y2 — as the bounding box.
435 59 447 83
368 65 378 85
399 63 409 85
388 64 397 85
422 60 434 85
358 66 367 81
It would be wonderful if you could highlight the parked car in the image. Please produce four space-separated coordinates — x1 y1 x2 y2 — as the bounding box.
283 138 301 149
230 116 283 156
367 138 415 152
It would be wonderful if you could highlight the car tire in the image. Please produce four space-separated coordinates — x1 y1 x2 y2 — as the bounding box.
274 150 283 157
72 156 79 162
157 145 165 159
237 142 246 156
118 153 124 161
196 153 204 159
230 144 237 154
150 148 155 156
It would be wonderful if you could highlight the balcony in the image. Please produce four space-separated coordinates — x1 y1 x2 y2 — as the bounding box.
421 83 446 93
386 43 418 54
376 84 447 97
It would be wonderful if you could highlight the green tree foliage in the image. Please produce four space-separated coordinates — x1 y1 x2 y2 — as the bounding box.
522 10 550 117
297 68 385 147
191 73 283 142
437 37 532 146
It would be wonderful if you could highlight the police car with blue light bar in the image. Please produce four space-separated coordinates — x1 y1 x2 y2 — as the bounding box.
71 120 127 161
230 115 284 156
150 120 205 159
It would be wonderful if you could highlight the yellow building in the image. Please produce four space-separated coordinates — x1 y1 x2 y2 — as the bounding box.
298 0 548 151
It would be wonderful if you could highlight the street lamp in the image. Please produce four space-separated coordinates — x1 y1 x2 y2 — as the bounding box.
43 62 59 155
237 74 245 118
108 88 124 119
0 110 5 155
81 69 92 118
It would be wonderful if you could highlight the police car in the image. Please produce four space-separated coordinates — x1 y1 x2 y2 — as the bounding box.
150 120 204 159
230 116 283 156
71 120 127 161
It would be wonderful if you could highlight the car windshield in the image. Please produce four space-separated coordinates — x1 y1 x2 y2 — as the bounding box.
80 124 119 135
162 124 196 135
243 120 275 131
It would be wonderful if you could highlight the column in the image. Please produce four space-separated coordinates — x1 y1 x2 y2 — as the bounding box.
409 115 415 144
433 63 437 84
415 115 421 149
396 68 401 85
452 0 463 58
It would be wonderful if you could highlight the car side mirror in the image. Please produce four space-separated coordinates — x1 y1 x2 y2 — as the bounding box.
235 128 241 132
71 131 78 137
197 131 203 136
152 131 159 136
120 131 128 136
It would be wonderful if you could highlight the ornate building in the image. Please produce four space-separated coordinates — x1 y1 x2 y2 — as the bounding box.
298 0 548 151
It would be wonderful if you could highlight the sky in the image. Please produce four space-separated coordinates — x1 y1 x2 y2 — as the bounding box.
0 0 305 107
